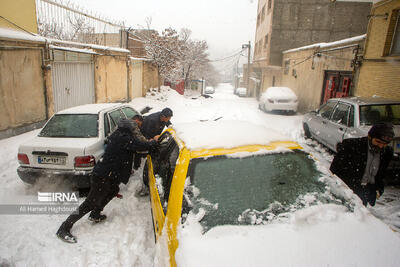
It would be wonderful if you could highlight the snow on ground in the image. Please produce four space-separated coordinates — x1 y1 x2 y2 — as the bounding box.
1 83 399 266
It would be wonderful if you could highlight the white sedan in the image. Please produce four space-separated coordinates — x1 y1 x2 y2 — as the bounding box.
17 103 140 188
259 86 298 113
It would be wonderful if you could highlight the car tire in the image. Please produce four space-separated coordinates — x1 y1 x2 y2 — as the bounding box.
303 123 311 139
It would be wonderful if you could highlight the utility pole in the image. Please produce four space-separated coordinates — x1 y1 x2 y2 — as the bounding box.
242 41 251 96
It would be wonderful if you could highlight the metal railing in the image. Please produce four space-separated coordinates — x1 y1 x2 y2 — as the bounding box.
35 0 125 47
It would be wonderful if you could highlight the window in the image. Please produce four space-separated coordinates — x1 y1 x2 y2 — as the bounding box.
264 34 268 48
257 14 260 26
359 104 400 125
390 10 400 55
151 132 179 214
108 109 124 132
284 60 290 75
104 114 111 137
268 0 272 10
39 114 98 138
121 106 138 119
182 151 345 230
331 103 351 126
318 101 337 119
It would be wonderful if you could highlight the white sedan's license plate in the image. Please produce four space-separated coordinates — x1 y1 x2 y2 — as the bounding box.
38 156 66 165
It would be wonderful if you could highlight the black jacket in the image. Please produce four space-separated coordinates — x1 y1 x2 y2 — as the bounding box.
330 137 393 194
93 126 156 184
141 111 171 139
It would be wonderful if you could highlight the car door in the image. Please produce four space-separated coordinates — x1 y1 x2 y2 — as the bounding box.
324 102 353 151
148 132 180 238
308 101 337 144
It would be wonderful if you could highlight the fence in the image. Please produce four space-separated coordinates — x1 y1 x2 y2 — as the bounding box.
35 0 125 47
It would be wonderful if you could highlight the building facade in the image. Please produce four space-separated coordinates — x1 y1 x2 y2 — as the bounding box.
355 0 400 99
253 0 373 96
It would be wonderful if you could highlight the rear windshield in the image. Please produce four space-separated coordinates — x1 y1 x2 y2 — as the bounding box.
360 104 400 125
39 114 98 137
183 150 348 231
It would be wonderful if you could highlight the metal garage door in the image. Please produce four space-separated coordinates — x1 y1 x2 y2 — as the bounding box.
51 49 95 112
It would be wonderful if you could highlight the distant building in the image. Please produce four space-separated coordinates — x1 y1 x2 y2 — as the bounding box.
252 0 373 97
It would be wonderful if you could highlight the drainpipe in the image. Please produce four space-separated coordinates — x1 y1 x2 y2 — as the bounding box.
40 40 50 120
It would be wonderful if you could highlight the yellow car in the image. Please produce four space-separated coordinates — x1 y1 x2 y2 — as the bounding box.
146 121 400 267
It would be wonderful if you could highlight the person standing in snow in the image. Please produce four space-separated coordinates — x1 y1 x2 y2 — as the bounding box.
136 107 173 196
330 122 394 207
56 116 157 243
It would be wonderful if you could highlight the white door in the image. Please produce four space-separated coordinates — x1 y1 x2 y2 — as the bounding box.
51 50 95 112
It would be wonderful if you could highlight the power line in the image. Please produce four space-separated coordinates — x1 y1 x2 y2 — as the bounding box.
209 49 246 62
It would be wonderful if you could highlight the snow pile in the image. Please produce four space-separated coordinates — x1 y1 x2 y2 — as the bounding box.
173 120 291 150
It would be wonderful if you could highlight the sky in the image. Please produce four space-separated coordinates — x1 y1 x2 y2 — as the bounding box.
70 0 258 72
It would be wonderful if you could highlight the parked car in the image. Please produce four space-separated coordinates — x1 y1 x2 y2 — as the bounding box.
303 96 400 181
17 103 140 188
259 86 298 113
236 87 247 97
145 121 400 266
204 86 215 94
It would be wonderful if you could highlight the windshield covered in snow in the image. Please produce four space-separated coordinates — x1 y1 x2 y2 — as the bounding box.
39 114 98 137
182 150 348 231
359 104 400 125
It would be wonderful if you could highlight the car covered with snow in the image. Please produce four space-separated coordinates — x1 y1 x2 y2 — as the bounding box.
204 86 215 94
259 86 298 113
236 87 247 97
146 121 400 267
17 103 140 188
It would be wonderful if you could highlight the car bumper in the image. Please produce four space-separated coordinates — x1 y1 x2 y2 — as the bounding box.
17 166 92 188
266 102 298 112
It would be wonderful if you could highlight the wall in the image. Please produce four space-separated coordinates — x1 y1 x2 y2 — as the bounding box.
0 0 38 33
0 40 46 135
142 62 159 94
270 0 371 65
281 41 361 112
356 0 400 99
94 53 128 103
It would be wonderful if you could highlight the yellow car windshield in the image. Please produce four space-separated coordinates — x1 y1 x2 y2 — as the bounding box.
182 150 349 231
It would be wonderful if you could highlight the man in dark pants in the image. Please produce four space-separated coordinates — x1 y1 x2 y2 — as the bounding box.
56 117 156 243
330 123 394 207
136 108 173 196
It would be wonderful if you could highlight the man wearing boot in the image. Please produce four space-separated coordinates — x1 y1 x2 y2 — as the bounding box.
330 122 394 207
56 116 156 243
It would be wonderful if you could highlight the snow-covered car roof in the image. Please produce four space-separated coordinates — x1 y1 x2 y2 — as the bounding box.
262 86 297 99
56 103 128 115
172 120 293 150
330 96 400 106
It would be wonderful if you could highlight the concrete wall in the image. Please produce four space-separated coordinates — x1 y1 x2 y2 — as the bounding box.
356 0 400 99
269 0 371 65
94 53 129 103
0 41 46 134
143 62 159 94
0 0 38 33
281 41 361 112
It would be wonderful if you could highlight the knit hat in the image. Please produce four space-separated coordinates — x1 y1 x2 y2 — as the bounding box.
368 122 395 142
161 107 173 117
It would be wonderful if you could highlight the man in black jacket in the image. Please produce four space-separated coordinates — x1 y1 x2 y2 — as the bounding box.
56 118 156 243
330 123 394 207
141 107 173 140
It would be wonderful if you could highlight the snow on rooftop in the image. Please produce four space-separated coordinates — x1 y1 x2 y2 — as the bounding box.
49 45 97 54
57 103 124 114
172 120 292 150
0 27 45 43
283 34 366 54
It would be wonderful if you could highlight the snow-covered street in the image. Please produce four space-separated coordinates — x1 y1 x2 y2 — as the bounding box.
1 83 399 266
